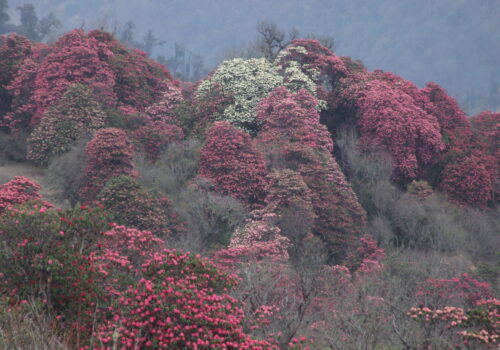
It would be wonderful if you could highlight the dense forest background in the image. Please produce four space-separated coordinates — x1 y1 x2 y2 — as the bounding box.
3 0 500 114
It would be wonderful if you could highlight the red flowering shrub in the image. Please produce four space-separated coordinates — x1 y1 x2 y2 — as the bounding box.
409 275 497 348
439 155 494 207
0 33 33 121
80 128 134 202
471 111 500 199
264 168 313 215
0 204 110 347
4 29 177 133
277 39 348 87
199 121 268 207
408 298 499 348
336 77 444 183
88 30 176 111
422 82 469 132
3 57 39 132
96 175 170 236
345 234 385 272
5 30 116 131
0 34 33 88
0 176 41 214
94 249 275 349
256 86 333 153
27 84 105 165
278 143 366 262
132 121 184 161
145 84 184 125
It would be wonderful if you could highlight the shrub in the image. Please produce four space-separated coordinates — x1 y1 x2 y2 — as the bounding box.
0 176 41 214
89 30 176 111
80 128 134 202
96 175 170 236
278 143 367 263
335 77 444 184
5 30 116 132
256 86 333 153
276 39 348 88
0 204 110 347
0 33 33 121
132 121 184 162
199 121 268 207
94 249 274 349
27 84 105 165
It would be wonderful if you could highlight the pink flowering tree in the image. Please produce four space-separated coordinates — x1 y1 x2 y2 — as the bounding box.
256 86 333 153
276 39 348 88
0 176 41 214
27 84 106 165
80 128 134 202
275 143 366 263
336 77 444 184
0 33 33 122
132 121 184 161
88 30 177 111
471 110 500 201
199 121 269 207
407 274 498 349
5 30 117 131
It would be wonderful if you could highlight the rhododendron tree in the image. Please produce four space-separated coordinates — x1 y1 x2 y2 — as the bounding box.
94 249 275 349
96 175 170 236
256 86 333 153
277 143 366 262
5 30 116 131
422 82 469 133
0 204 110 347
197 58 283 132
471 110 500 200
132 121 184 161
145 84 184 125
0 176 41 214
335 77 444 183
27 84 105 165
80 128 134 202
276 39 348 88
439 155 494 207
199 121 268 207
88 30 177 111
407 274 497 349
0 33 33 121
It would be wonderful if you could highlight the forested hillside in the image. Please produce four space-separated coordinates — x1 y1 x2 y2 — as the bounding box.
0 10 499 350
